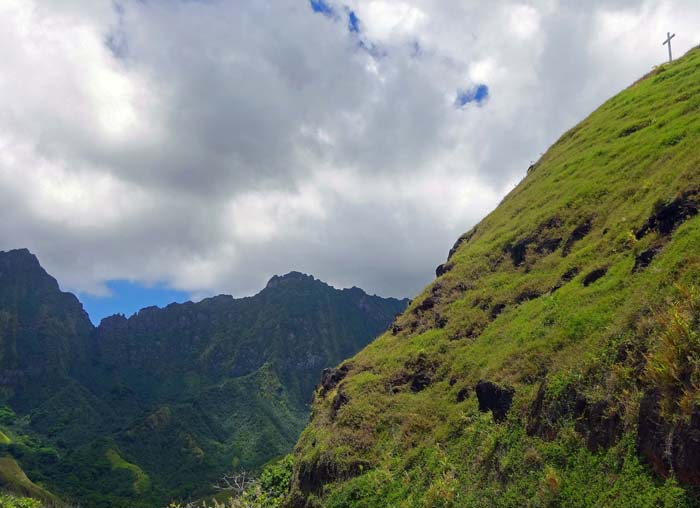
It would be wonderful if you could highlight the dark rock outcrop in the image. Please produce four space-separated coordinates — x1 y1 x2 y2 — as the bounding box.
490 303 506 319
526 382 584 440
476 380 514 422
447 228 478 261
456 387 470 403
320 365 351 396
330 385 350 420
582 267 607 286
293 457 369 502
389 354 438 394
415 296 437 313
574 399 622 452
526 382 549 437
551 267 580 293
633 247 661 272
636 189 700 239
638 390 700 485
435 263 454 277
505 217 563 267
515 289 543 304
562 219 593 256
527 382 621 451
619 120 652 138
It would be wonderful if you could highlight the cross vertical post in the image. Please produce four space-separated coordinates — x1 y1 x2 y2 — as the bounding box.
663 32 676 63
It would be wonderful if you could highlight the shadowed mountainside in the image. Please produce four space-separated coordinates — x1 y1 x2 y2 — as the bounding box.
0 249 407 507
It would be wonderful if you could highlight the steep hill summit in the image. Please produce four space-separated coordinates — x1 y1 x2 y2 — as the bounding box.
288 48 700 507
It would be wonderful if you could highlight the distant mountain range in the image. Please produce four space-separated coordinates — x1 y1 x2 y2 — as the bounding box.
0 248 408 507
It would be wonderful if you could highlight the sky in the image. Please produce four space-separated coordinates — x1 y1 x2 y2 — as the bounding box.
1 0 699 323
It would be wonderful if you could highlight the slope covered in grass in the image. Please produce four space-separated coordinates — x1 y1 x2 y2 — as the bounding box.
0 457 59 506
287 48 700 508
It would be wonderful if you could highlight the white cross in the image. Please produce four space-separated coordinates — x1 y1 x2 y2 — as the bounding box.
663 32 676 63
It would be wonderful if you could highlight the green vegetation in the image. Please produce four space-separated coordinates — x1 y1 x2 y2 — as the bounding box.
0 250 406 508
105 449 151 495
288 48 700 507
170 455 294 508
0 457 59 506
644 287 700 420
0 408 15 427
0 493 41 508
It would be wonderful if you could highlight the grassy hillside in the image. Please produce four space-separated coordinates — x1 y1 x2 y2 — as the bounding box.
287 48 700 508
0 457 59 506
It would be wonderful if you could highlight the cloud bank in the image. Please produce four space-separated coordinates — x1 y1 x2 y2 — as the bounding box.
1 0 699 300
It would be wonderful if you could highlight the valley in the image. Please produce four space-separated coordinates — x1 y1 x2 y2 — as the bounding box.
0 250 407 507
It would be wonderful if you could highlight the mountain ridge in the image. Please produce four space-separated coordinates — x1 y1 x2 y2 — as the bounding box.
0 248 408 507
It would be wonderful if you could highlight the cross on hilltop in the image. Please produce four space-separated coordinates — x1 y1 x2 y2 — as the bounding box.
663 32 676 62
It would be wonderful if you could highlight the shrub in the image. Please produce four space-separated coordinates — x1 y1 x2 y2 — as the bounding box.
0 407 15 426
166 455 293 508
645 286 700 419
0 493 42 508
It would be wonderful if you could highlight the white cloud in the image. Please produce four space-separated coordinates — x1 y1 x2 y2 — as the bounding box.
508 4 541 40
0 0 699 302
357 1 427 41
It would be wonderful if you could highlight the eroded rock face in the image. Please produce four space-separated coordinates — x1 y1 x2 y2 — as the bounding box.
389 354 439 394
330 384 349 420
562 219 593 256
575 400 622 452
526 382 622 452
415 296 437 313
490 303 506 319
505 217 563 267
319 365 351 396
456 387 470 403
435 263 453 277
551 267 580 293
294 456 368 499
636 189 700 239
633 247 661 272
582 267 607 286
638 390 700 485
526 383 584 440
447 228 478 261
476 381 514 422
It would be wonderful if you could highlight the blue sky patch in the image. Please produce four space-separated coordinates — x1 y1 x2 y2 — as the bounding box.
309 1 363 36
80 280 190 325
456 84 490 107
310 0 333 16
348 10 360 32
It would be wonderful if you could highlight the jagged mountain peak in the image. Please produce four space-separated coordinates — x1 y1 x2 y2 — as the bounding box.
266 271 320 289
0 248 60 293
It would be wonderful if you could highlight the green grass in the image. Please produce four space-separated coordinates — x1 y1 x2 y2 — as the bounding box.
0 432 11 446
0 456 59 505
105 449 151 495
288 48 700 508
